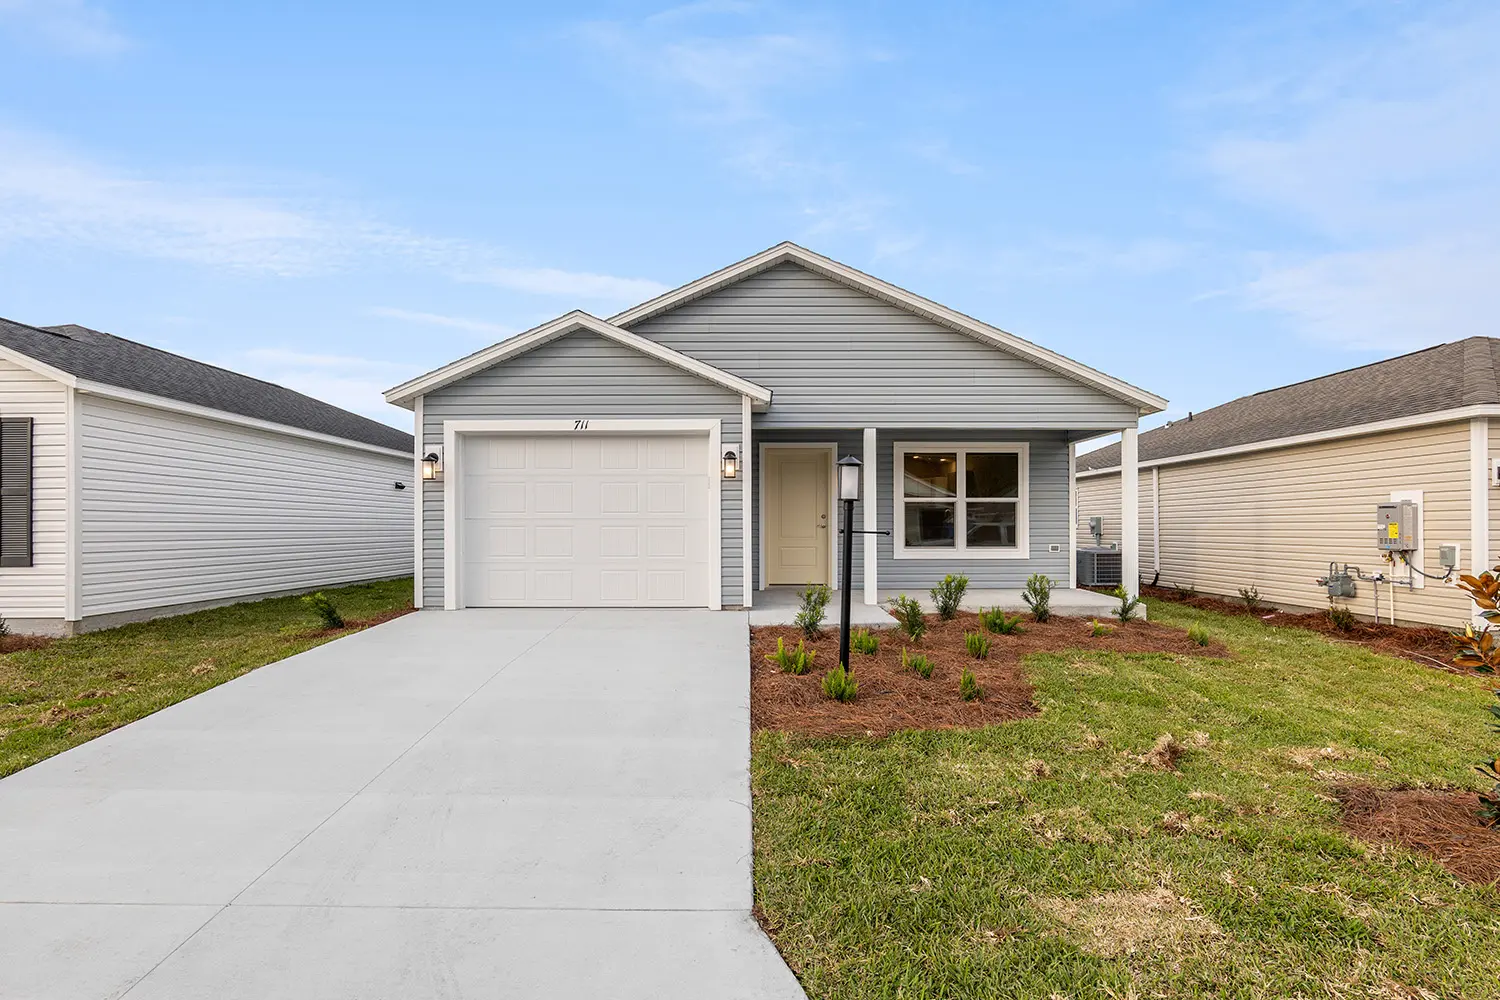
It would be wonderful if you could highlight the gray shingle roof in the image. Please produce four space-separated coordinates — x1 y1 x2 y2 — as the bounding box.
0 317 413 453
1077 338 1499 472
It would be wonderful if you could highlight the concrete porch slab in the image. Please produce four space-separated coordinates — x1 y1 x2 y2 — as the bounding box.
748 586 898 627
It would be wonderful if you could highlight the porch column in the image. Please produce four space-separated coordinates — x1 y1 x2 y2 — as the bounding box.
1120 423 1140 597
742 395 754 608
1471 416 1489 626
863 427 878 604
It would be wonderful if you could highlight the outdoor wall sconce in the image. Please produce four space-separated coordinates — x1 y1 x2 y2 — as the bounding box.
421 447 443 481
722 447 739 480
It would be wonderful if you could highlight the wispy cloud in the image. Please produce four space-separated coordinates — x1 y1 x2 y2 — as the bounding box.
906 138 982 177
367 307 514 338
0 129 664 307
0 0 130 56
228 348 412 426
1196 4 1500 350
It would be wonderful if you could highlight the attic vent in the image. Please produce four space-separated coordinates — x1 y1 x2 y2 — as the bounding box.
0 417 32 568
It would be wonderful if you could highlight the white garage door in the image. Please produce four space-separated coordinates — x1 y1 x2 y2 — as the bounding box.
460 433 714 607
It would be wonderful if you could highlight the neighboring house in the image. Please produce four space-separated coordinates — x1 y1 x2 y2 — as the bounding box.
0 318 414 636
1075 338 1500 628
384 242 1166 611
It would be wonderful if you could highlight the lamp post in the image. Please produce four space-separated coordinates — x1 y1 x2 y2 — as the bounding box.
836 455 862 672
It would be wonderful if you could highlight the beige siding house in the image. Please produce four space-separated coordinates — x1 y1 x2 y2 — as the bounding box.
1075 339 1500 629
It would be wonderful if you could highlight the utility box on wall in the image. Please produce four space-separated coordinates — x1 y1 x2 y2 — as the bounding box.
1375 501 1418 552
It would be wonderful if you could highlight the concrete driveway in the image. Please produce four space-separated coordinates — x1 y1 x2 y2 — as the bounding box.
0 609 805 1000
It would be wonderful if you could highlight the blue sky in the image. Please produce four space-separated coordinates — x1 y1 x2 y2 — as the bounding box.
1 1 1496 438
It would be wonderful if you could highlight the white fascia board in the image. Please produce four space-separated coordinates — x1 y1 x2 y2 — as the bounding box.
74 380 412 459
383 310 773 410
0 344 79 387
1074 404 1500 479
608 242 1168 416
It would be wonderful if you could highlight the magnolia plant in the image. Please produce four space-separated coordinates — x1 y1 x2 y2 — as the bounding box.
1453 570 1500 827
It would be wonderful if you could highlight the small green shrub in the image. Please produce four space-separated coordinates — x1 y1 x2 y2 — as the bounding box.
1111 585 1143 622
888 594 928 642
765 636 815 675
902 647 934 679
1089 619 1111 637
1187 623 1211 647
0 615 9 638
1022 574 1054 622
930 573 969 620
1238 585 1262 611
794 583 832 639
964 631 990 659
302 592 345 630
850 628 879 656
822 664 859 702
959 668 983 702
1327 604 1358 632
979 608 1025 635
1478 750 1499 828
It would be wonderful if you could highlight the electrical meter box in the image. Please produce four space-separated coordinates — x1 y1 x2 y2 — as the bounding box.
1376 501 1418 552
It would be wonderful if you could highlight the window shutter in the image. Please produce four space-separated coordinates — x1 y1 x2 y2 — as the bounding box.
0 417 32 568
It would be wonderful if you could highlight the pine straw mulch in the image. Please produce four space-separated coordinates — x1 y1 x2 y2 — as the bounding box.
751 610 1231 738
1335 785 1500 886
1140 585 1465 674
303 605 416 638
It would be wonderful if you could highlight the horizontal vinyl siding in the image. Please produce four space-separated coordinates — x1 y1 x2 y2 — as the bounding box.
628 263 1140 429
1078 422 1474 628
420 330 744 609
0 358 66 616
78 395 410 616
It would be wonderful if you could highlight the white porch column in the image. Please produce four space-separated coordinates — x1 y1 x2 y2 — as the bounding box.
1067 440 1078 589
1120 424 1140 597
1471 416 1490 579
742 396 754 608
863 427 878 605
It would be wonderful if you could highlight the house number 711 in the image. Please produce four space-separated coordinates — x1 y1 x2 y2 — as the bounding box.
573 419 590 430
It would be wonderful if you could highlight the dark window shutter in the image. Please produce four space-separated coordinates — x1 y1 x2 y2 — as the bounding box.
0 417 32 568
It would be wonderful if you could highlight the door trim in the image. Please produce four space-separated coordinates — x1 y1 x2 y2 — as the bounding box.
443 418 722 611
758 442 838 591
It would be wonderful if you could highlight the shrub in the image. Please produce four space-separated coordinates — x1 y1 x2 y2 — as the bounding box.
930 573 969 620
964 631 991 659
1327 603 1358 632
822 664 859 702
1238 585 1262 611
1089 619 1111 638
302 592 344 630
795 583 832 639
1187 623 1211 647
765 636 815 675
888 594 928 642
850 628 879 656
959 668 983 701
980 608 1025 635
1111 585 1143 622
0 615 9 638
902 647 934 679
1022 574 1054 622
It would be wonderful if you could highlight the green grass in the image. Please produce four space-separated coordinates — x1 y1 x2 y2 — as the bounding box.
0 577 412 779
752 599 1500 998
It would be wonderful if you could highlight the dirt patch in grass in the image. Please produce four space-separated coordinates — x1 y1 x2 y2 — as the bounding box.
1336 785 1500 886
1142 585 1464 673
304 605 416 638
0 634 53 654
751 610 1230 737
1034 886 1221 958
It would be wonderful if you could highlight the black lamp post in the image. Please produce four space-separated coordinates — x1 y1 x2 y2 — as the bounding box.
836 454 862 672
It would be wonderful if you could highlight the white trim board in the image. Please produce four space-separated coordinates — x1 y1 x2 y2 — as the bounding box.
385 311 773 410
608 242 1166 415
892 440 1032 560
758 442 838 591
741 395 753 608
1076 406 1500 479
441 418 724 611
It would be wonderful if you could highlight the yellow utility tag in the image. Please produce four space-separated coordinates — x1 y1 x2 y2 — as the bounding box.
1388 524 1400 539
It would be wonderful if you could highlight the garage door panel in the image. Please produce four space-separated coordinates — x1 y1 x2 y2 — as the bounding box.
461 434 712 608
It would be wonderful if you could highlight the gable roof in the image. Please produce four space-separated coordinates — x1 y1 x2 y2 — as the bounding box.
0 317 413 454
609 242 1166 415
1076 337 1500 473
383 310 774 408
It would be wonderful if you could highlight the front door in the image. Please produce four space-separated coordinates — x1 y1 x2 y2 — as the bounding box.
765 447 830 586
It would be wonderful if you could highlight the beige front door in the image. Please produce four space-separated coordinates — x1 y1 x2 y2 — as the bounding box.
765 447 830 586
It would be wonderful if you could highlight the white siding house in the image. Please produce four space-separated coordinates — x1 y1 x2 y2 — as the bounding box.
0 319 413 636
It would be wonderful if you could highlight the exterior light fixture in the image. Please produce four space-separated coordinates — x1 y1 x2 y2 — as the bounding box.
835 454 864 671
421 448 443 481
722 447 739 480
838 453 862 501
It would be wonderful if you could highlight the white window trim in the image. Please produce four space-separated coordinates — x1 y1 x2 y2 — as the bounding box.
892 441 1030 560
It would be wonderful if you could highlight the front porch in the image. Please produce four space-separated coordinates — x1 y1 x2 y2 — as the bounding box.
745 584 1132 626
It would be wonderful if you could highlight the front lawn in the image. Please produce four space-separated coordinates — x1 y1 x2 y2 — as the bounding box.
0 577 413 779
752 599 1500 998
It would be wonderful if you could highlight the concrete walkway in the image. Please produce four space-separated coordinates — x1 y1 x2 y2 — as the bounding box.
0 609 806 1000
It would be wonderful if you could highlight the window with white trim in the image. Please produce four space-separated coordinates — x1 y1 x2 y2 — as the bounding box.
893 443 1028 559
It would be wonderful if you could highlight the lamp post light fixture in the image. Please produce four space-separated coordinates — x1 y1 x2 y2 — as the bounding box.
836 454 863 673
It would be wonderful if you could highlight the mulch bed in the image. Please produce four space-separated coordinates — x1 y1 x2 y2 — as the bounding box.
1335 785 1500 886
1141 585 1465 673
751 610 1230 738
305 605 416 638
0 634 54 654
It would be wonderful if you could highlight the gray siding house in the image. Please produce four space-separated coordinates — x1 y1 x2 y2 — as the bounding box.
385 243 1165 612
